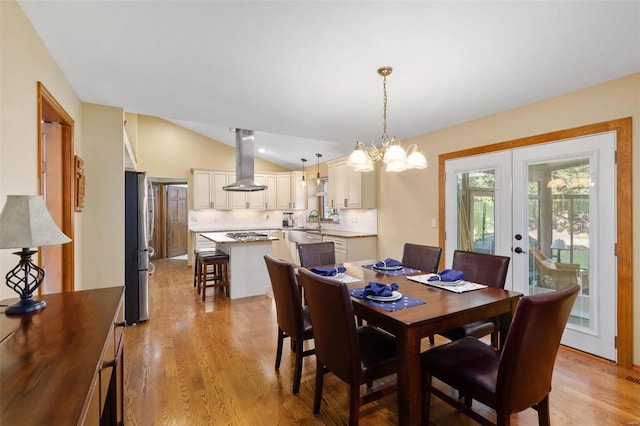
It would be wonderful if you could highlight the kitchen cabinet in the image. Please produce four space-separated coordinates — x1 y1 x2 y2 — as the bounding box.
327 158 376 209
276 171 307 210
192 169 230 210
322 235 377 263
193 170 278 210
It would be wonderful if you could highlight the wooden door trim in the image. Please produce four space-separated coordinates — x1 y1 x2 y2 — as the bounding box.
438 117 633 368
37 82 75 292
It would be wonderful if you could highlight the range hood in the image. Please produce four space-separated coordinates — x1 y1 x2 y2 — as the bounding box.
223 128 267 192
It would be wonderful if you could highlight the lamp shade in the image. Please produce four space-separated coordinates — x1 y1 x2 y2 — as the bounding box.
0 195 71 249
550 239 568 250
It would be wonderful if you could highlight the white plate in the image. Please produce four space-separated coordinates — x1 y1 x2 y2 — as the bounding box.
431 279 464 286
366 291 403 302
373 264 403 271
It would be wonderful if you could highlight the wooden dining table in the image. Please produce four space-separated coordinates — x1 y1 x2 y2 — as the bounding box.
316 260 523 426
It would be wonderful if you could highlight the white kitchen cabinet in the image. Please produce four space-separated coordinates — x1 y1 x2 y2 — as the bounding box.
264 174 277 209
327 158 376 209
192 169 230 210
275 171 307 210
195 233 217 251
322 235 377 263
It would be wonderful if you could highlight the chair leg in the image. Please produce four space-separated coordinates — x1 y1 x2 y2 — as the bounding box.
421 372 433 426
275 328 284 370
428 335 435 345
313 359 324 415
536 394 550 426
292 338 303 395
491 330 500 349
348 383 360 426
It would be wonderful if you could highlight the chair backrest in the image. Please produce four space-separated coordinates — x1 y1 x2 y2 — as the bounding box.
497 284 580 415
264 255 305 340
402 243 442 272
297 267 360 385
298 242 336 267
452 250 510 288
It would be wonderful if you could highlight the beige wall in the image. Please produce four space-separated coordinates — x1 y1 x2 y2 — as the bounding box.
377 73 639 365
80 103 125 290
135 115 289 180
0 0 84 300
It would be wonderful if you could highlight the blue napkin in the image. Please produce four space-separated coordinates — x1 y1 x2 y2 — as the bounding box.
310 266 347 276
428 269 464 282
375 258 403 268
364 282 399 297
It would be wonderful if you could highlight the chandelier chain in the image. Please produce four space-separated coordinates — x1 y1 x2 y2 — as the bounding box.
382 73 388 142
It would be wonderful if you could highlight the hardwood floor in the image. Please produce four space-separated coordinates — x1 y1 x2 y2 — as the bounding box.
125 258 640 425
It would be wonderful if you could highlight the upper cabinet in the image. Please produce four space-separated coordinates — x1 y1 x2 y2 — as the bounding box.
327 158 376 209
191 169 284 211
192 169 230 210
276 171 306 210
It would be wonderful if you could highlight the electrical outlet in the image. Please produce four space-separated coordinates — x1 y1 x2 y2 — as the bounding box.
431 218 437 228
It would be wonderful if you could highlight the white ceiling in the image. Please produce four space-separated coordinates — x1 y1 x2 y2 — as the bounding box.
18 1 640 170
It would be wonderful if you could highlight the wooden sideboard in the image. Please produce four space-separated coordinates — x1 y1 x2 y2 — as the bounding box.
1 287 125 425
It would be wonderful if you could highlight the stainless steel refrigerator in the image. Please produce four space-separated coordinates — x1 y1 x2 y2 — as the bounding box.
125 171 151 323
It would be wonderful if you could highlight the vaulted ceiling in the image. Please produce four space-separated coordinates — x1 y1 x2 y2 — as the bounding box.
19 1 640 170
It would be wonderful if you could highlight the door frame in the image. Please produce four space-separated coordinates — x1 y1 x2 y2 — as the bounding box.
438 117 632 368
37 82 75 293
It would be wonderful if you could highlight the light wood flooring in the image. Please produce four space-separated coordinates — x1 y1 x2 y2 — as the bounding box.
125 258 640 425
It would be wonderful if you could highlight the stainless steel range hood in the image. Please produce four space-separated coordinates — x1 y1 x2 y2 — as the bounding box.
223 128 267 192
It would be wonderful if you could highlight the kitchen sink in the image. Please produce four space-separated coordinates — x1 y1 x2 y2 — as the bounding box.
286 229 323 244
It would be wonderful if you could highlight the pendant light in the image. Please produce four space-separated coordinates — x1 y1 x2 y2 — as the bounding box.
315 153 322 187
300 158 307 188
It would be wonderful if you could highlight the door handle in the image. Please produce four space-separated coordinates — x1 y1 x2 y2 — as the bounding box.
514 247 527 254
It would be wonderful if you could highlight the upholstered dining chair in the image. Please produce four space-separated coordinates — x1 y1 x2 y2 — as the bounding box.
263 255 314 395
297 267 398 425
297 242 336 267
421 284 580 426
431 250 511 347
401 243 442 273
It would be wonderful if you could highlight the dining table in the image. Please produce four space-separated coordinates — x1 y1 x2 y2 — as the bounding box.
309 260 523 426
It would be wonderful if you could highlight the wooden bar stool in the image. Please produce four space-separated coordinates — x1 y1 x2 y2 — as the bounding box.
194 248 218 289
196 249 230 300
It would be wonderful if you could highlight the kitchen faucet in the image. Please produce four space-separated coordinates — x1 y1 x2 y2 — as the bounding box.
308 210 321 230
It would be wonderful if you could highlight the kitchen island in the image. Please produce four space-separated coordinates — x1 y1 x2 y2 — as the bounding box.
200 232 277 299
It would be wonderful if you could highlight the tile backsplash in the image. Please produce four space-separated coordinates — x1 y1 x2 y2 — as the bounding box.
189 208 377 234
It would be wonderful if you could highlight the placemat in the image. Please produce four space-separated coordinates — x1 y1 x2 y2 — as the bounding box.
406 274 488 293
328 274 361 284
362 264 422 276
349 288 426 312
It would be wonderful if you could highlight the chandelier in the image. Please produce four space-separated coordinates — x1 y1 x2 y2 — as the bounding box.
347 66 427 172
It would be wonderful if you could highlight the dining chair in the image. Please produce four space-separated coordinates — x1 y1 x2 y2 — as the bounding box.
431 250 511 347
421 284 580 426
297 242 335 267
263 255 315 395
297 267 398 425
401 243 442 273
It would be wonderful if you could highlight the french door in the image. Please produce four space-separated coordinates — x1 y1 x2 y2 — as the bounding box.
445 132 617 360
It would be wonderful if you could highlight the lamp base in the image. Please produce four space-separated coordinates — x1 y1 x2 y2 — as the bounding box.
5 298 46 314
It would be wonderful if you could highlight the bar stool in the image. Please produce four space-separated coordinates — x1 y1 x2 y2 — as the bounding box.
193 248 218 289
196 249 230 300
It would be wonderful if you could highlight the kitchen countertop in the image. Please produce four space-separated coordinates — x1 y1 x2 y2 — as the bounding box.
200 232 278 243
191 227 376 238
285 228 377 238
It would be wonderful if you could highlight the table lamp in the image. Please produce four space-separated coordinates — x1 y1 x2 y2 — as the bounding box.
0 195 71 314
550 238 568 263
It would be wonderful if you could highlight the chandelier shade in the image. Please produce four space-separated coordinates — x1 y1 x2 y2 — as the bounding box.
348 66 427 173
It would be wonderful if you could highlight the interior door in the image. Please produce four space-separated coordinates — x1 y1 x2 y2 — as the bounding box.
41 122 64 294
166 185 188 258
445 132 616 360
